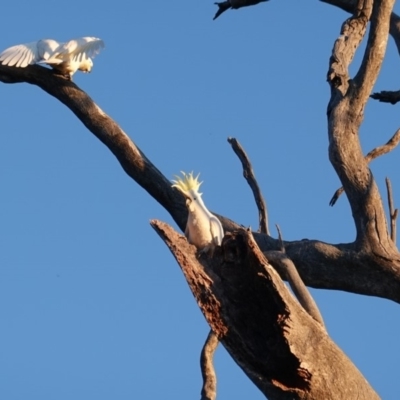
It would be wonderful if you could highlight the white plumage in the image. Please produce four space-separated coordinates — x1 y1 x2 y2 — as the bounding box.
172 172 224 251
0 37 104 79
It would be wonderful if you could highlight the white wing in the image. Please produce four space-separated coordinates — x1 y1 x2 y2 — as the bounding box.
36 39 62 61
0 41 40 67
209 216 224 246
52 37 105 63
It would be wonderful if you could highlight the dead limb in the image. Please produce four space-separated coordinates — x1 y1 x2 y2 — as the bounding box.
329 129 400 205
386 177 398 243
371 90 400 104
266 226 325 330
321 0 400 57
151 219 379 399
228 137 269 235
200 330 219 400
213 0 269 20
1 56 400 303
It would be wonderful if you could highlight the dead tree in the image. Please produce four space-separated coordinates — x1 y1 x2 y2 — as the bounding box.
1 0 400 398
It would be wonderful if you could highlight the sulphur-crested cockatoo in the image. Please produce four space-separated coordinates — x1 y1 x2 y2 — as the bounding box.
0 37 104 79
172 172 224 251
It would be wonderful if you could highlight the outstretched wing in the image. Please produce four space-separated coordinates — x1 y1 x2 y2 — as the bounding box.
0 41 40 67
209 216 224 246
36 39 62 61
55 37 105 63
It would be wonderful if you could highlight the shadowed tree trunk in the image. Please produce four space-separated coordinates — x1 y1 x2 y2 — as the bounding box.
0 0 399 398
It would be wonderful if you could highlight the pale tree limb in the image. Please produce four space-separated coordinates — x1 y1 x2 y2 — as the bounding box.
151 220 379 399
327 0 397 249
386 177 398 243
329 128 400 205
200 331 219 400
1 64 400 302
228 137 269 235
265 225 326 330
321 0 400 57
0 4 400 397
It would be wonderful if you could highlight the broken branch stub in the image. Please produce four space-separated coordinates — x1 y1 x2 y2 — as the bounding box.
151 219 379 399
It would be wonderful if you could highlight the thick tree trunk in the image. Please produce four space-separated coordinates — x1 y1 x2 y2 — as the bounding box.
152 221 379 399
0 0 398 398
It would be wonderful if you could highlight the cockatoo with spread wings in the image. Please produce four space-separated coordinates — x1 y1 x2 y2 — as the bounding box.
172 172 224 251
0 37 104 79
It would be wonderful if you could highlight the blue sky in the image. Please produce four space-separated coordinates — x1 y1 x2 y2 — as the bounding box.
0 1 400 399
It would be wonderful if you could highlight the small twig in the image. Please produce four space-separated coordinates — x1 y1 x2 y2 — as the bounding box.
329 187 345 207
275 224 284 252
330 129 400 205
266 226 326 330
365 129 400 162
385 177 398 243
200 330 219 400
227 137 269 235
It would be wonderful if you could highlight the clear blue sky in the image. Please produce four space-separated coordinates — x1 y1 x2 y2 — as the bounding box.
1 1 399 399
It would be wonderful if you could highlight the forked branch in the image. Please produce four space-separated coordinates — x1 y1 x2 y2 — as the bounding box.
321 0 400 58
327 0 396 248
329 129 400 205
1 62 400 303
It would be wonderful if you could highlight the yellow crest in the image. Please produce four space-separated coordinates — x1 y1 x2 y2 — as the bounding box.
171 171 202 194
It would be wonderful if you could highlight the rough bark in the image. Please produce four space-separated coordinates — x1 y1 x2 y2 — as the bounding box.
321 0 400 56
0 0 399 398
151 221 379 400
200 330 219 400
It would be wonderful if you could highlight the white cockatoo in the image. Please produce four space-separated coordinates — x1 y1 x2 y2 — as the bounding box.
172 172 224 251
0 37 104 79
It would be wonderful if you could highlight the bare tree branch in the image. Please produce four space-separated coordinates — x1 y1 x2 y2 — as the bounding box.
0 64 189 233
353 0 393 103
371 89 400 104
213 0 269 20
2 65 400 303
321 0 400 57
327 0 372 101
151 220 379 399
386 177 398 243
329 128 400 206
200 331 219 400
266 225 325 330
228 137 269 235
328 187 344 207
327 0 397 250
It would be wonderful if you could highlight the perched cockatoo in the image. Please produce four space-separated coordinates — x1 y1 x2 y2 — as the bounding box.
172 172 224 252
0 37 104 79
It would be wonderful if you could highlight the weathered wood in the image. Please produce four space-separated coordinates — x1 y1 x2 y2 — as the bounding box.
152 220 379 400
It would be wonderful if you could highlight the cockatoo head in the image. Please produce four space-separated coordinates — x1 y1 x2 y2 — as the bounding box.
172 171 203 201
78 58 93 73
